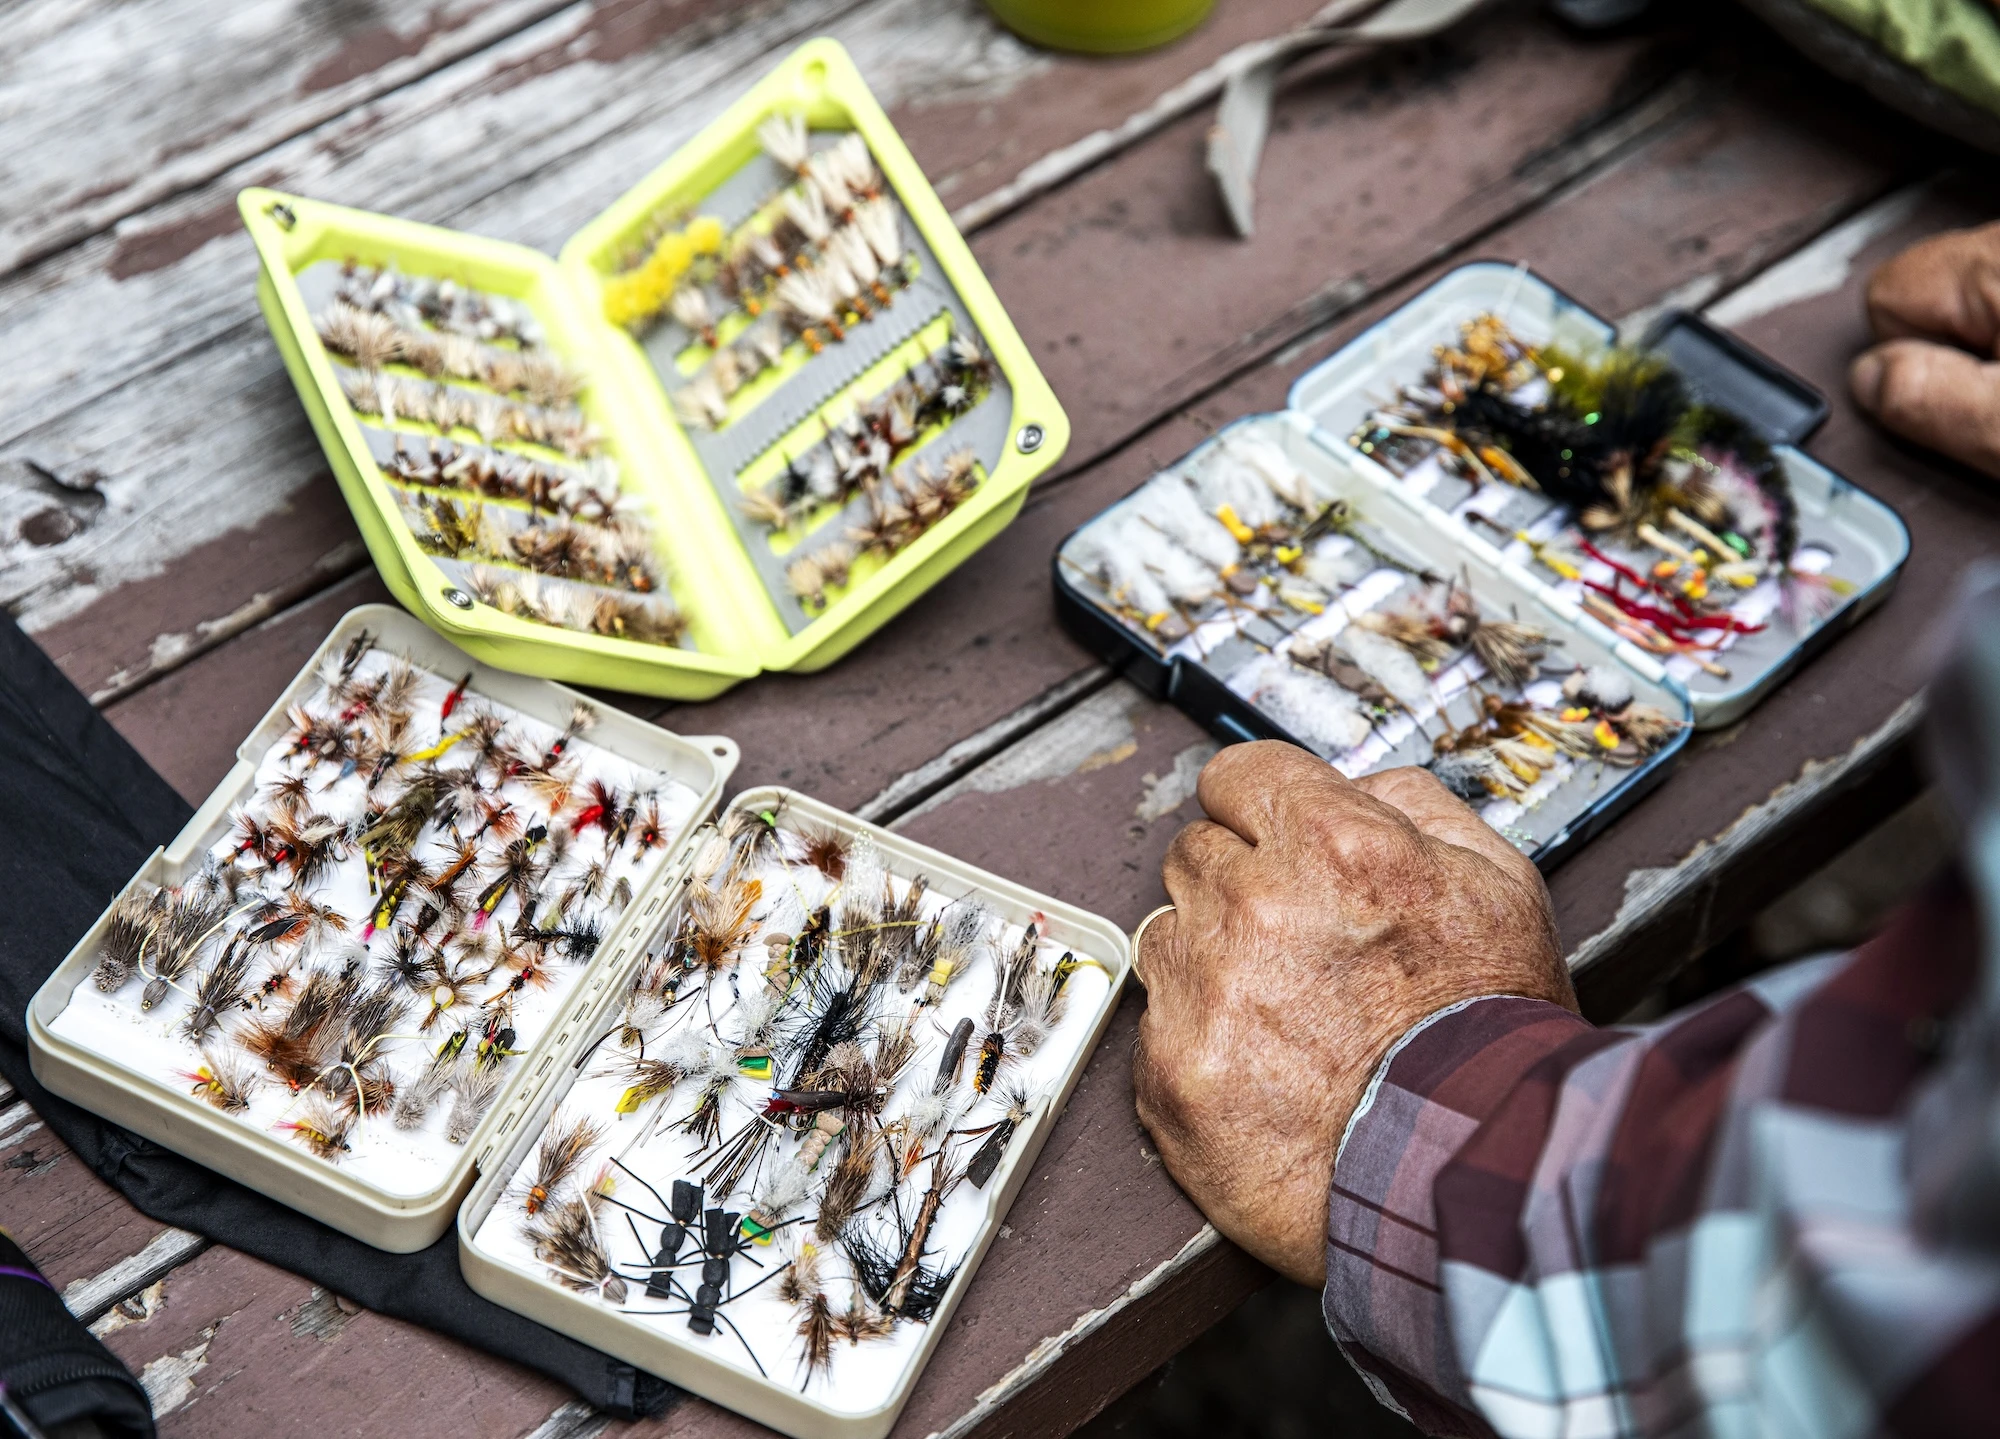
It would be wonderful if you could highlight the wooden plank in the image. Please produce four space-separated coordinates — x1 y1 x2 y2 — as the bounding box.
103 568 395 803
0 0 580 276
33 6 1708 732
0 1095 185 1298
86 1244 572 1437
63 1227 211 1327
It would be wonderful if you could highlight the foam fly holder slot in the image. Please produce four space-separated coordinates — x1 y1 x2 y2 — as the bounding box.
239 38 1068 701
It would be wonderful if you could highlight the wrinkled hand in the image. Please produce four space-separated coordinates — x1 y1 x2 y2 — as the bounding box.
1851 221 2000 477
1131 742 1574 1286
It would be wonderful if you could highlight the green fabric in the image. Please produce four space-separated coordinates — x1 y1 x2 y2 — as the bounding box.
1803 0 2000 115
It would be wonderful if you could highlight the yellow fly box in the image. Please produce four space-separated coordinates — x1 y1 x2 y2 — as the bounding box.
29 604 1131 1439
240 38 1068 700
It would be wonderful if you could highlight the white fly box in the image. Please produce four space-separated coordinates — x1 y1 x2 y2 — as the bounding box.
28 603 1130 1439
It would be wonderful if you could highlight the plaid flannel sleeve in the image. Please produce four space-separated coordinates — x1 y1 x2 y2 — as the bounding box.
1322 873 1998 1438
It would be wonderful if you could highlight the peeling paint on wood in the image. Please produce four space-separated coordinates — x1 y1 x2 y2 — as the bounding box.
0 1117 199 1298
1706 181 1930 327
1136 742 1218 824
88 537 369 705
89 1279 167 1339
0 1101 41 1149
895 683 1151 825
937 1228 1225 1438
0 1 582 276
854 666 1113 823
91 1244 575 1438
61 1228 209 1326
139 1327 213 1416
518 1399 611 1439
288 1286 358 1343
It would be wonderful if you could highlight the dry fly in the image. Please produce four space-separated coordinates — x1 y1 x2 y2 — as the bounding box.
519 1111 604 1214
445 1063 502 1144
526 1187 626 1303
139 891 234 1011
686 877 763 973
182 937 253 1042
182 1050 260 1112
280 1098 354 1160
92 890 162 994
780 1241 838 1382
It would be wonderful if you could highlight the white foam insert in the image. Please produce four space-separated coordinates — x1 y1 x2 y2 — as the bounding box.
466 847 1115 1414
48 650 701 1198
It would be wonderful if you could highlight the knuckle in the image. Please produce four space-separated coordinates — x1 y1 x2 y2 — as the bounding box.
1875 348 1934 425
1330 810 1422 872
1162 822 1220 883
1365 764 1442 811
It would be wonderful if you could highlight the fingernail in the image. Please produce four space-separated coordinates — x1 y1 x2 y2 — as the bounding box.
1850 350 1886 412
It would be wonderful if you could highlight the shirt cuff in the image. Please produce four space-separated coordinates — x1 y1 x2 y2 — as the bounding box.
1321 995 1594 1423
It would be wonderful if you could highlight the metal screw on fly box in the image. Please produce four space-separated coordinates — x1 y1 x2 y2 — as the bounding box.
443 586 473 610
1016 423 1045 454
268 201 296 231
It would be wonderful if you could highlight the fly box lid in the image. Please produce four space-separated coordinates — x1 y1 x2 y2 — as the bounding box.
1054 262 1907 871
29 604 1131 1439
239 38 1069 701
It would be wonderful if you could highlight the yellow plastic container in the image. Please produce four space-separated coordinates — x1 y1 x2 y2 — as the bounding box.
986 0 1216 52
240 38 1068 701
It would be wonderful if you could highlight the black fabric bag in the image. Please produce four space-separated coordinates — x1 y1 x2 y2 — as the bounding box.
0 1231 153 1439
0 615 677 1421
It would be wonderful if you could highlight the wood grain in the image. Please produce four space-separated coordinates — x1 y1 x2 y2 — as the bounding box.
88 1244 572 1438
0 0 581 276
0 0 1323 698
0 1096 168 1296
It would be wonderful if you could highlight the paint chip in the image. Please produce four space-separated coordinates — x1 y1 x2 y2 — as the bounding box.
89 1280 165 1338
139 1328 213 1416
1135 743 1218 823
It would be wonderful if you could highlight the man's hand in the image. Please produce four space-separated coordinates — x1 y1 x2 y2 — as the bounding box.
1131 741 1574 1286
1851 222 2000 477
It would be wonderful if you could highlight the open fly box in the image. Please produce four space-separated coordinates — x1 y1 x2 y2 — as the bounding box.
1055 263 1908 870
29 605 1130 1439
239 38 1068 702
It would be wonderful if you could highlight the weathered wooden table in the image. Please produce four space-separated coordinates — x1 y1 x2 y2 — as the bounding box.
3 2 1995 1435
